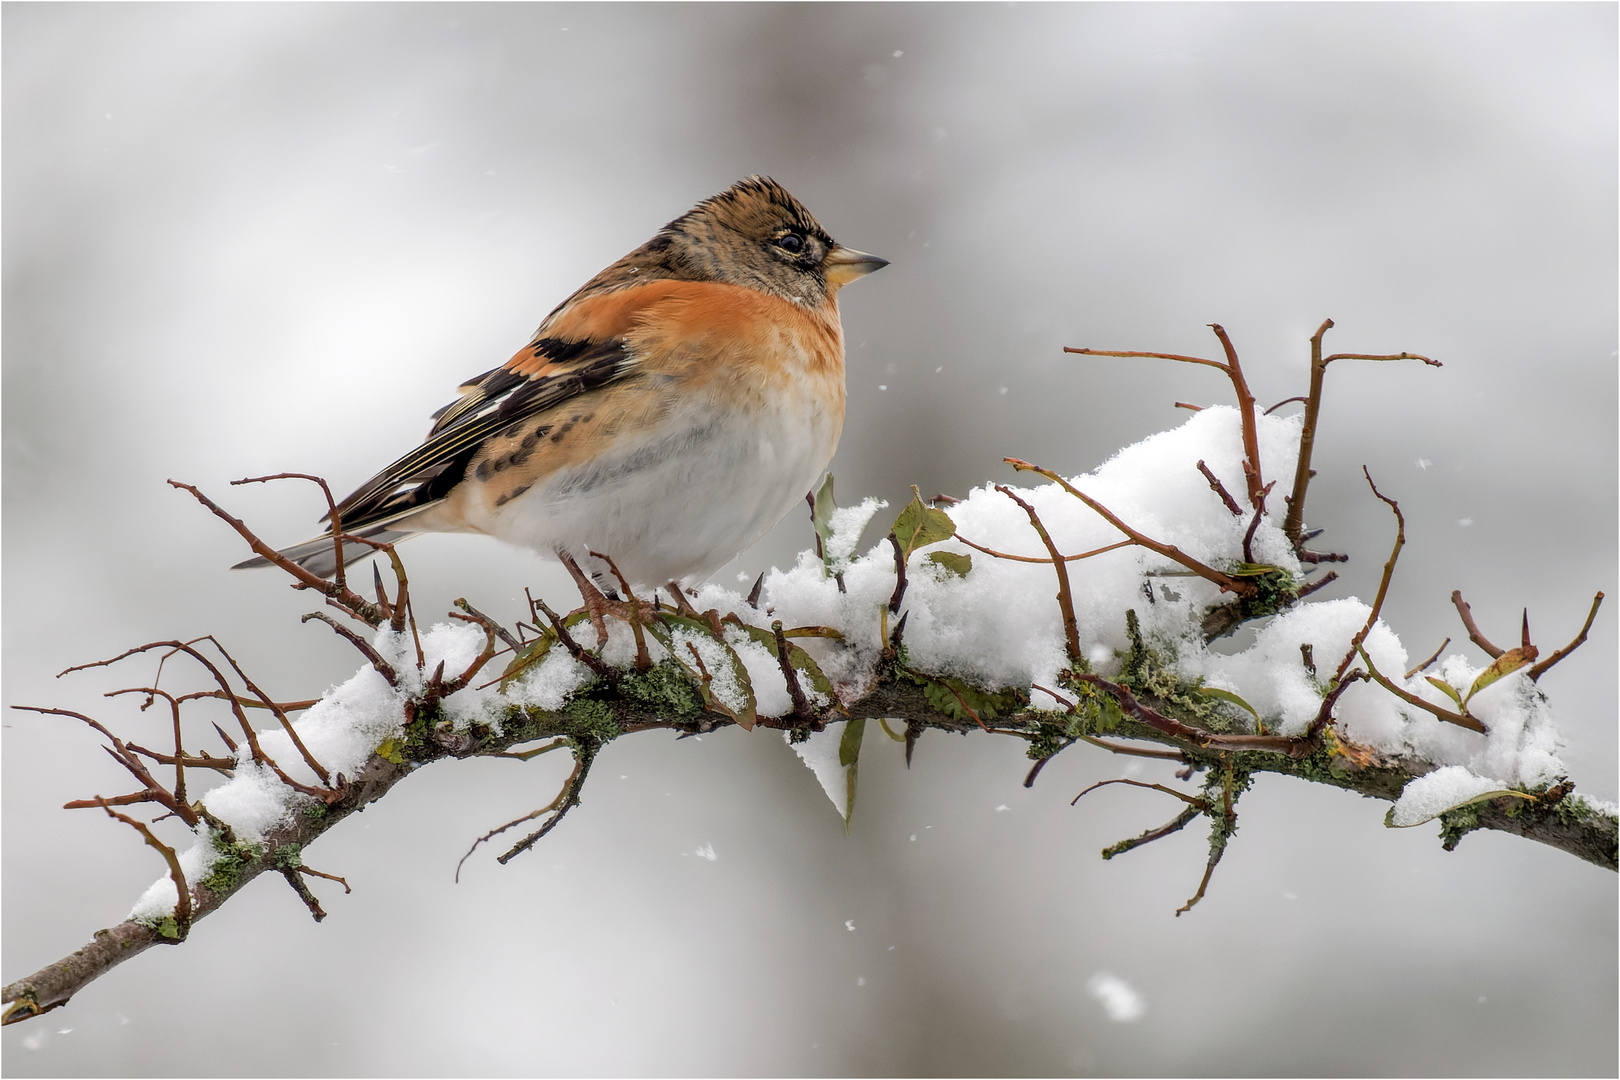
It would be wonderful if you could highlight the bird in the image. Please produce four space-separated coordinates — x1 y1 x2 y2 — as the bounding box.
236 176 887 594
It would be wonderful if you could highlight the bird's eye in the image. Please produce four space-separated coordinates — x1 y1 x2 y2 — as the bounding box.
774 232 805 253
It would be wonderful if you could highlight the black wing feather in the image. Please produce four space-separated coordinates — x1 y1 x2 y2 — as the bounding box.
325 339 631 531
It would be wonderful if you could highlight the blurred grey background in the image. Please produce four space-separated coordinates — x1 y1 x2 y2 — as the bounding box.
4 3 1615 1075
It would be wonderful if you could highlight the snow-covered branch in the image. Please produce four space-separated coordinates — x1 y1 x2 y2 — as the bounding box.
5 322 1613 1026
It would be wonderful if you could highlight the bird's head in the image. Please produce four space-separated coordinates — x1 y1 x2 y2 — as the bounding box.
645 176 887 306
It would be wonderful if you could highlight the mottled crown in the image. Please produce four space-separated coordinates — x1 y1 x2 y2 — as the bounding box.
664 176 835 250
561 177 846 308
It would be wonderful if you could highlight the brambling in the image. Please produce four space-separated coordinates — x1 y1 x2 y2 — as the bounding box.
238 176 886 589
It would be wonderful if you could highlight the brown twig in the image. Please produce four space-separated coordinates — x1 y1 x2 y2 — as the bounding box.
1331 469 1403 685
994 485 1082 664
1358 646 1487 734
440 610 500 696
454 598 522 654
1295 570 1340 600
1070 675 1312 757
1176 843 1225 917
1281 320 1440 549
194 635 331 785
278 866 327 922
1405 638 1452 679
772 621 817 723
954 534 1133 565
1005 460 1255 598
1306 669 1369 739
107 686 190 806
168 479 386 627
532 597 615 681
1069 326 1265 509
1207 323 1266 509
181 691 321 713
1241 481 1275 563
1102 806 1202 860
1071 777 1212 810
57 635 341 802
1197 460 1243 516
887 534 909 615
1449 590 1504 659
301 612 399 689
1264 396 1308 415
233 473 350 593
94 799 191 937
1076 735 1189 761
1529 592 1605 681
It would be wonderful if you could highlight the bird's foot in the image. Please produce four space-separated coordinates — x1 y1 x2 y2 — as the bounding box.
556 550 656 670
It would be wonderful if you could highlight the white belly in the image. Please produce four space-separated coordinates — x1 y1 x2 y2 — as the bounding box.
477 399 840 586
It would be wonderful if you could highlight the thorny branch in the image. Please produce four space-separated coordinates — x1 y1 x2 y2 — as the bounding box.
6 319 1611 1028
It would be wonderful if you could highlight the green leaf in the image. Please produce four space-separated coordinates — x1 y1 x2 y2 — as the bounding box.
839 718 866 833
888 487 957 564
1230 562 1284 577
1463 646 1537 705
646 614 758 730
1384 788 1534 828
926 550 973 578
1197 686 1262 728
498 610 593 689
811 474 839 577
1425 676 1464 706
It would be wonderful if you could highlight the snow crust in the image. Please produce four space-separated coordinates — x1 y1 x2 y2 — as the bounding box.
126 407 1603 917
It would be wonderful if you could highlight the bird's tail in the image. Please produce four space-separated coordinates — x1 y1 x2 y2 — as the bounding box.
231 526 416 579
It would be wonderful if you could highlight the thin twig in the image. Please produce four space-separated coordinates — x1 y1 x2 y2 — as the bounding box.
441 610 499 695
1295 570 1340 599
1176 843 1225 917
532 597 615 680
301 612 399 688
168 479 385 627
1005 461 1255 598
994 485 1081 664
1072 777 1212 810
94 799 191 937
1331 469 1403 685
194 635 330 785
1102 806 1201 860
233 473 349 593
1529 592 1605 681
1358 646 1487 734
772 621 816 723
1450 590 1505 659
1280 321 1439 548
887 534 908 615
1207 323 1266 510
1405 638 1452 679
1241 481 1275 563
454 598 522 654
1197 460 1243 516
1264 396 1307 415
954 534 1133 565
